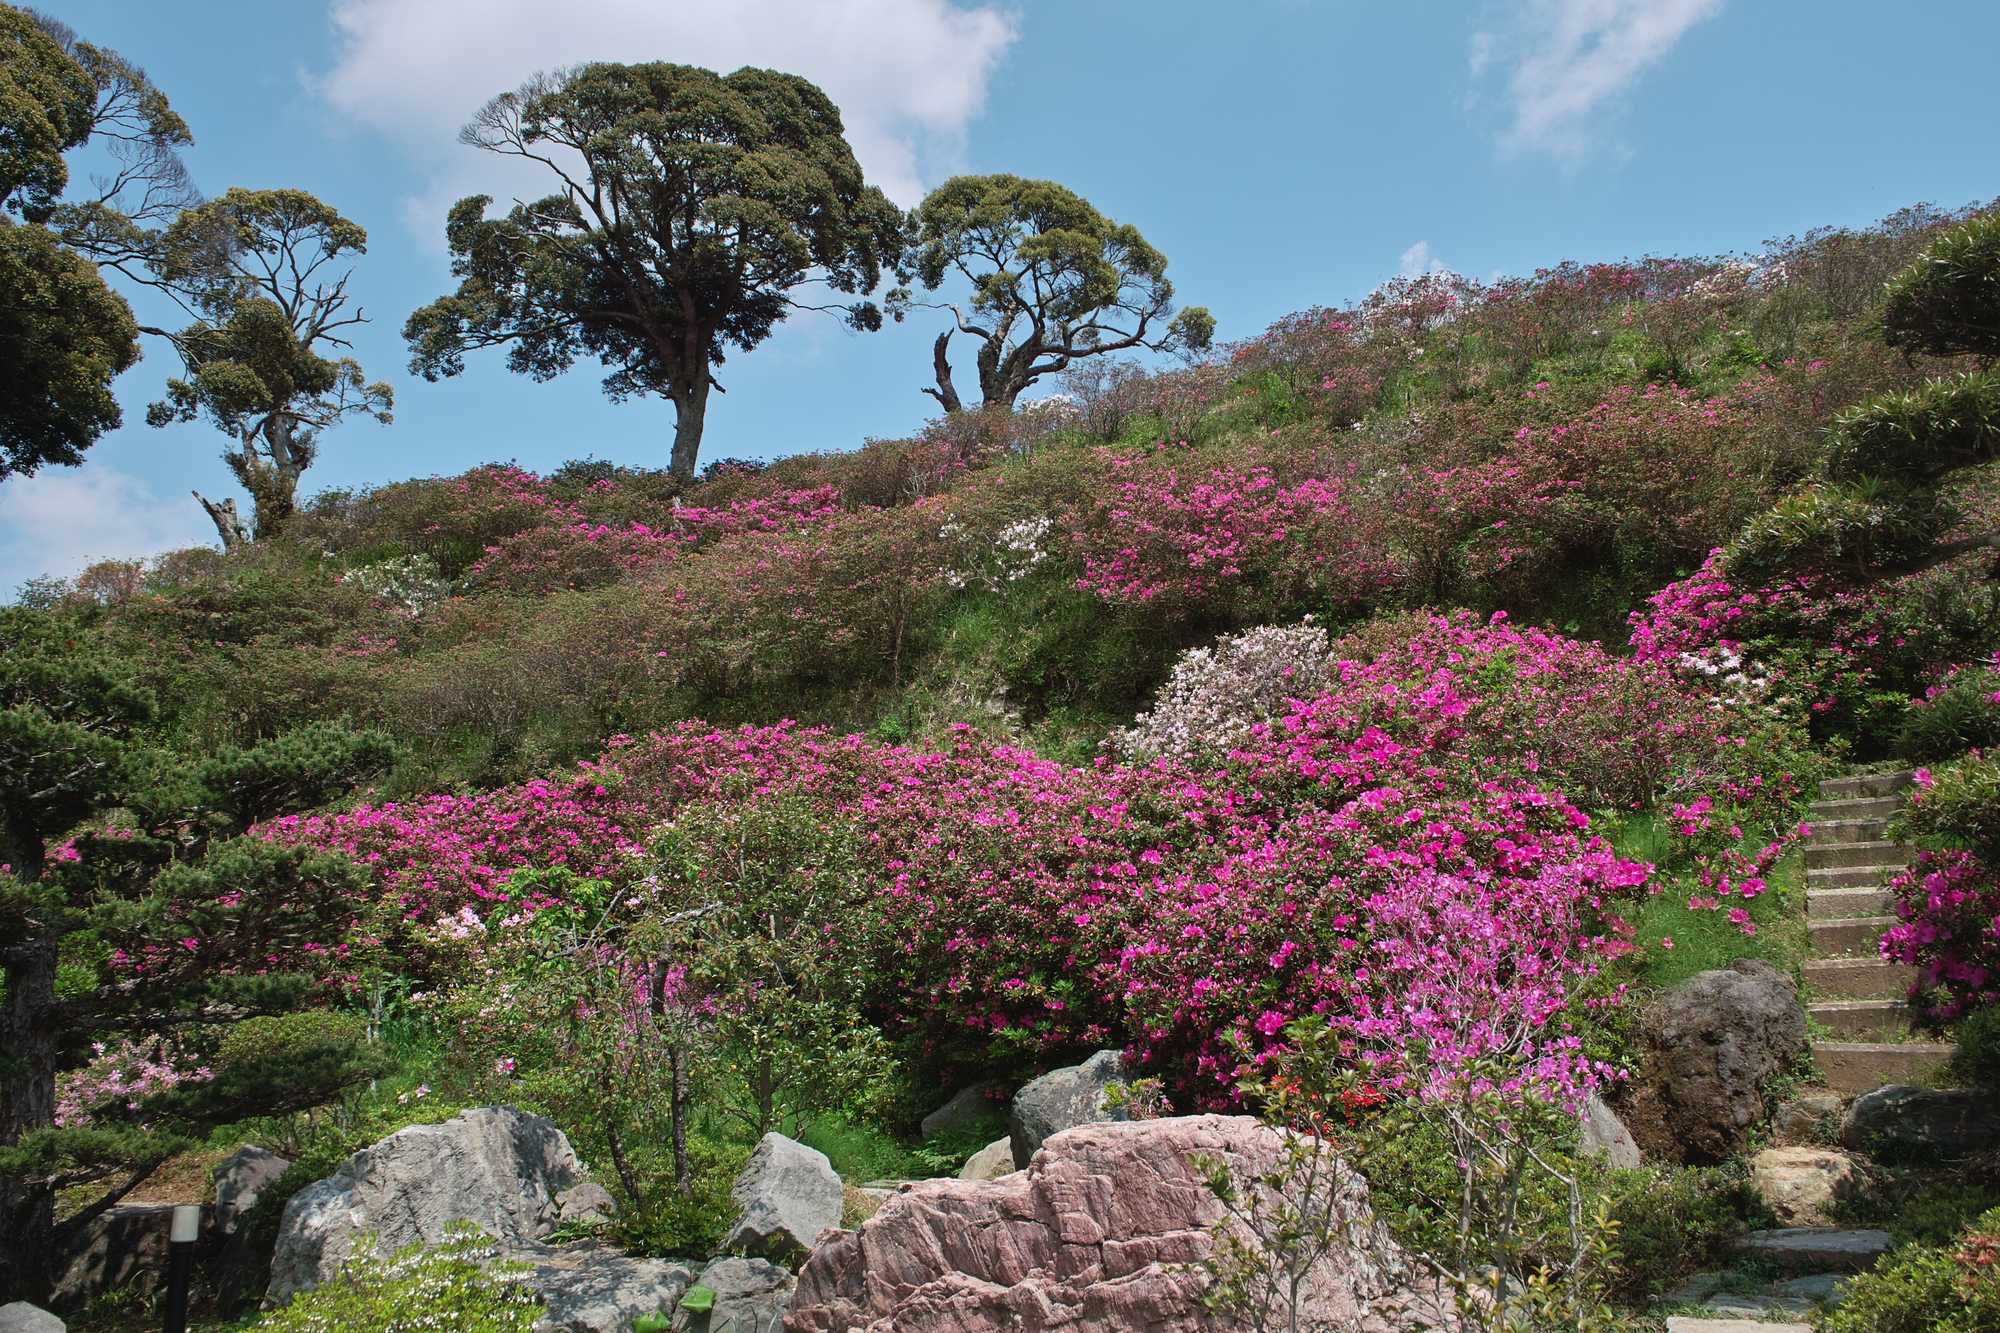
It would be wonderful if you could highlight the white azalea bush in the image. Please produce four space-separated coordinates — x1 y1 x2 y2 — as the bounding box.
1115 619 1337 763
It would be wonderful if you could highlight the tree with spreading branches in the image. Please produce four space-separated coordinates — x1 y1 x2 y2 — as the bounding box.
145 188 392 546
891 174 1214 412
405 61 903 479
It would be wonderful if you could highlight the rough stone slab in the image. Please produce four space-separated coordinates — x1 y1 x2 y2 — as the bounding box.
725 1132 843 1262
958 1136 1016 1181
790 1115 1451 1333
0 1302 65 1333
919 1085 999 1140
1736 1227 1891 1273
1842 1083 2000 1160
525 1244 695 1333
213 1145 291 1235
673 1256 794 1333
1666 1320 1811 1333
1749 1147 1871 1227
1007 1048 1129 1169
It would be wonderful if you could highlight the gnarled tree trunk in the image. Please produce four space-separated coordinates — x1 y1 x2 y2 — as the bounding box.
669 374 713 480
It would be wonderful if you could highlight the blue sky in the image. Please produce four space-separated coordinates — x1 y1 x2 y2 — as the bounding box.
6 0 1998 592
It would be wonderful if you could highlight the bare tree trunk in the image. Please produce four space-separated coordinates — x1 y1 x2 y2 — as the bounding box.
669 376 712 480
669 1045 691 1195
195 492 250 550
922 330 964 412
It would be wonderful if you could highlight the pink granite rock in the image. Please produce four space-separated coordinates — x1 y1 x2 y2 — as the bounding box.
786 1114 1449 1332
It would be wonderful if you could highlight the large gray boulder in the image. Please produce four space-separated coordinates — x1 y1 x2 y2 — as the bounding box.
958 1137 1015 1181
1840 1084 2000 1162
724 1132 843 1262
0 1303 63 1333
673 1256 795 1332
1619 960 1807 1164
268 1106 585 1302
213 1145 291 1235
525 1245 695 1333
1007 1049 1128 1169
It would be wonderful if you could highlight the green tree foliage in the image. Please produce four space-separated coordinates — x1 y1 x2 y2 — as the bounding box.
404 61 902 478
0 606 396 1302
0 5 94 222
146 188 392 546
1724 213 2000 583
0 218 139 478
1883 212 2000 360
892 174 1214 411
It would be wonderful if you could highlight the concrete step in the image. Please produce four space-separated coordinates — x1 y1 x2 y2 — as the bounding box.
1808 794 1904 822
1813 1040 1957 1094
1807 915 1897 956
1819 770 1916 800
1804 840 1908 872
1808 864 1905 890
1806 816 1892 845
1802 957 1914 1000
1809 998 1918 1037
1808 886 1894 919
1665 1319 1811 1333
1736 1226 1892 1273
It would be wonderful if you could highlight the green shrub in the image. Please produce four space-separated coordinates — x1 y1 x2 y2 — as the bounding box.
1822 1206 2000 1333
217 1010 369 1070
250 1224 542 1332
610 1137 745 1258
1902 667 2000 762
1950 1004 2000 1092
1895 755 2000 859
1603 1165 1760 1301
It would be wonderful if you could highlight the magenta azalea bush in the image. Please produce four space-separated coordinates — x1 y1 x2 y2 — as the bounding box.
1882 848 2000 1021
260 612 1809 1107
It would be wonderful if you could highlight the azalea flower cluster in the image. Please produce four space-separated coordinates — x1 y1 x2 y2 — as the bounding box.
268 613 1801 1108
54 1039 212 1128
1882 848 2000 1021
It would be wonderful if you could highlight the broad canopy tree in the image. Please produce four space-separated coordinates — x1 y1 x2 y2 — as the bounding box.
144 188 392 546
406 61 903 479
891 174 1214 412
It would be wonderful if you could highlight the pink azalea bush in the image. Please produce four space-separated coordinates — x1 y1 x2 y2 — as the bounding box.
54 1039 212 1128
269 612 1809 1107
1882 849 2000 1021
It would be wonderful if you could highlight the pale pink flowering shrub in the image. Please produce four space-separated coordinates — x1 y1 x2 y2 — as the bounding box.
1114 619 1337 763
55 1039 212 1128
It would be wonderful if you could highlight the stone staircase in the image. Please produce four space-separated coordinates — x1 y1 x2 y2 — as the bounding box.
1803 770 1956 1094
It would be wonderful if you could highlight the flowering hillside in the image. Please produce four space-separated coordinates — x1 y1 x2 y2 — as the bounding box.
13 198 2000 1327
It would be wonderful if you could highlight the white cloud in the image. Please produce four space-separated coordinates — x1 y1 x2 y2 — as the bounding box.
0 468 213 594
314 0 1018 232
1399 240 1448 278
1470 0 1724 158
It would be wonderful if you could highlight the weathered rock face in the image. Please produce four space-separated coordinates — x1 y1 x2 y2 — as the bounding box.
213 1145 291 1235
1008 1049 1128 1169
1840 1084 2000 1162
0 1302 64 1333
267 1105 585 1302
525 1244 694 1333
1619 960 1807 1165
50 1204 196 1312
673 1256 794 1332
958 1137 1016 1181
920 1085 1001 1141
788 1114 1451 1333
725 1132 843 1263
1770 1092 1844 1148
1748 1147 1873 1227
1579 1094 1642 1169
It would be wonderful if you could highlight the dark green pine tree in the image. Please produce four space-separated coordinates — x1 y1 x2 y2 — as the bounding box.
1723 213 2000 584
0 607 396 1303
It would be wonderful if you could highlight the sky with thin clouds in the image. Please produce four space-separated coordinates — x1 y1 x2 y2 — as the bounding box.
8 0 1999 593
